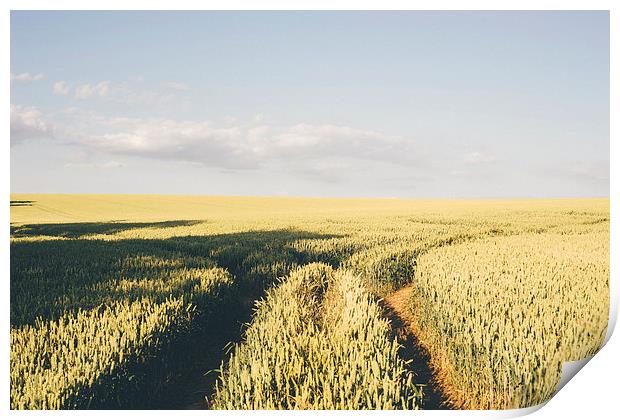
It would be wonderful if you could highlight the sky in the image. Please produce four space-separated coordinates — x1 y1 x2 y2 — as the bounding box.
10 11 609 198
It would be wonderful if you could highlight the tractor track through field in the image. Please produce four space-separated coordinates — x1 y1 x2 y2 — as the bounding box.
155 295 257 410
175 285 452 410
381 286 451 410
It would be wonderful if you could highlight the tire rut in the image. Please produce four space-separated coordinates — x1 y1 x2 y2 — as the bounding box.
381 286 451 410
157 295 257 410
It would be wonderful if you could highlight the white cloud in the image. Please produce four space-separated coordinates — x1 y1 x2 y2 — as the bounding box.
68 80 177 106
163 81 190 91
64 160 126 169
463 151 496 164
53 81 71 96
79 117 255 169
10 107 419 177
248 124 414 165
10 105 53 145
75 81 112 99
11 72 45 82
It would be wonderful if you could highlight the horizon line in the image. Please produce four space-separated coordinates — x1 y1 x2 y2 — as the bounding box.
9 192 611 201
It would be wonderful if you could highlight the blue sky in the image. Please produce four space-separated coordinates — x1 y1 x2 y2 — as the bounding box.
10 11 609 198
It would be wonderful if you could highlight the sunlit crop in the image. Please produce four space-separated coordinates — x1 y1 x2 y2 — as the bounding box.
10 194 609 409
212 263 422 409
409 231 609 409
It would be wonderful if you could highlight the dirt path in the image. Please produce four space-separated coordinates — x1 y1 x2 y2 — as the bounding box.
174 329 233 410
180 296 258 409
382 286 450 410
149 295 256 410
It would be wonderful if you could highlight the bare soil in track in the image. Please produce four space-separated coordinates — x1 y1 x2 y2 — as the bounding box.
154 296 257 410
381 286 451 410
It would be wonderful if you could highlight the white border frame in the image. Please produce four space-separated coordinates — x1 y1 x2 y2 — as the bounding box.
3 1 617 418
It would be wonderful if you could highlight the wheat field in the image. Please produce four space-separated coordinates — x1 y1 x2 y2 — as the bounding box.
9 194 609 409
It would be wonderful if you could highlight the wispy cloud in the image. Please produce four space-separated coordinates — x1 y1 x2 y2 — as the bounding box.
463 151 496 164
52 81 71 96
163 81 190 91
64 160 126 169
247 124 416 166
75 81 112 99
66 80 178 106
11 106 419 180
10 105 53 146
11 72 45 82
